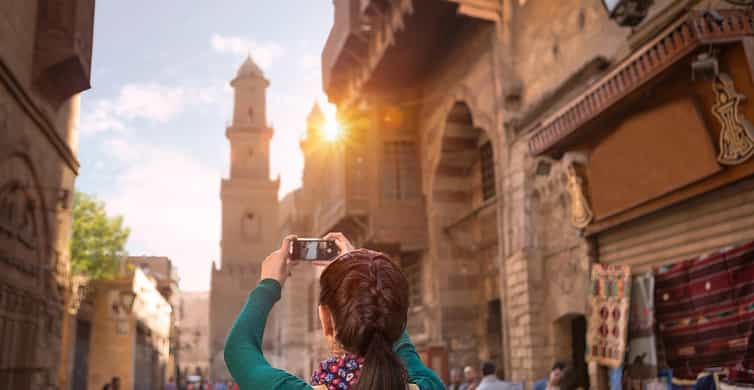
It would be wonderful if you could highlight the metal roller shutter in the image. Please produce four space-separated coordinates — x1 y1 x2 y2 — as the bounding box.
596 176 754 272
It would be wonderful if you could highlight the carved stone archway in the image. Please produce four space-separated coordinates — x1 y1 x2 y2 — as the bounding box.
0 146 58 389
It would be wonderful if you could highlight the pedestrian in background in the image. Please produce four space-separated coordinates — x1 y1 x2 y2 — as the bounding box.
448 367 463 390
213 379 227 390
165 376 177 390
477 361 513 390
461 365 481 390
534 362 566 390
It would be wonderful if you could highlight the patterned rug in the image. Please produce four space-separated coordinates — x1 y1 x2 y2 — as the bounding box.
587 264 632 368
655 241 754 383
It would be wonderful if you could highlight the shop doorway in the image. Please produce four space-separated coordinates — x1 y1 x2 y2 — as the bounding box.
487 299 504 376
553 314 589 389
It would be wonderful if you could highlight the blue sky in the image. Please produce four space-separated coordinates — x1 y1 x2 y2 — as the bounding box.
76 1 334 291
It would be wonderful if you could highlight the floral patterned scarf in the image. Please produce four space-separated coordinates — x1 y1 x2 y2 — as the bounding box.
311 354 364 390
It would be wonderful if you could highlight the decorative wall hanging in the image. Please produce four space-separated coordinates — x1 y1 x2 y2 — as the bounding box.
567 163 593 228
586 264 631 368
712 73 754 165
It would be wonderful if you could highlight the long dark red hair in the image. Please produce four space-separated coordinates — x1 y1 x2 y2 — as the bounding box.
319 249 410 390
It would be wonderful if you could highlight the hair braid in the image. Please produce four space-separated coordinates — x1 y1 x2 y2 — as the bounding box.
319 250 410 390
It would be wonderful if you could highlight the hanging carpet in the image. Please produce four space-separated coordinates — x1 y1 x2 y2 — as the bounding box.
655 241 754 383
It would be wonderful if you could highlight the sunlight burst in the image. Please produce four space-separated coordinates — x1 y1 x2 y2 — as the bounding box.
322 103 343 142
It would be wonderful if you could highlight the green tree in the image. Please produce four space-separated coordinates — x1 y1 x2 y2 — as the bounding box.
70 191 130 279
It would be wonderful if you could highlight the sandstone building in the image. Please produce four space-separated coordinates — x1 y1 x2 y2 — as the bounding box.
0 1 95 388
308 0 754 388
126 256 181 381
85 268 173 390
209 57 282 382
210 1 754 388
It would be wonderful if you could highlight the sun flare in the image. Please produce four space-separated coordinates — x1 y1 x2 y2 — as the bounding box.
322 103 343 142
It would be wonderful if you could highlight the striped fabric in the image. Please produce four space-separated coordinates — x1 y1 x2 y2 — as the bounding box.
655 241 754 383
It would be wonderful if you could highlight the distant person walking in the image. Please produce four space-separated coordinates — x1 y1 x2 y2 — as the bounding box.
476 361 513 390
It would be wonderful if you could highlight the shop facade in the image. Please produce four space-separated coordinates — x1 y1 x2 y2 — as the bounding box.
271 0 754 387
528 8 754 388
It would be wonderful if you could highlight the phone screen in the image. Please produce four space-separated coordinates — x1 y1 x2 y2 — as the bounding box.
302 241 319 260
291 239 338 261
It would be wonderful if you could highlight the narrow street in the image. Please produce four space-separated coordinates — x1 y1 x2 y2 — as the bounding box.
2 1 754 389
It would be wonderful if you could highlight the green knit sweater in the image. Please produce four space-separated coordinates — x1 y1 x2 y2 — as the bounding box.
224 279 446 390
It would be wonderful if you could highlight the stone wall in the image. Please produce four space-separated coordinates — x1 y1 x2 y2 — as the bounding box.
496 0 697 384
414 21 505 372
0 1 88 388
511 0 627 113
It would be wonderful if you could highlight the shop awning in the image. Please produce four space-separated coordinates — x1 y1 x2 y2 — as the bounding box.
528 9 754 157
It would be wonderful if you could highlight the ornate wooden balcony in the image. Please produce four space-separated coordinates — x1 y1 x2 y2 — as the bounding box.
322 0 500 105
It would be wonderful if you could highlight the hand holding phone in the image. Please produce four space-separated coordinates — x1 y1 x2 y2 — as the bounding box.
289 238 340 261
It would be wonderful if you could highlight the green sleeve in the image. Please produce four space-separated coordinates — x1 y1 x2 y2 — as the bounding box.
224 279 311 390
394 331 447 390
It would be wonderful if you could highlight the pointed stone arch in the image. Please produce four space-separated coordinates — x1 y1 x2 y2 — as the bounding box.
425 99 503 370
424 83 500 198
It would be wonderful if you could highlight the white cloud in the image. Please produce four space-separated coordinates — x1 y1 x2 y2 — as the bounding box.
80 83 227 135
115 84 189 122
210 34 285 69
80 100 127 134
103 139 222 291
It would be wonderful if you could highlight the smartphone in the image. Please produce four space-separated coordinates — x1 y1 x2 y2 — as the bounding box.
289 238 340 261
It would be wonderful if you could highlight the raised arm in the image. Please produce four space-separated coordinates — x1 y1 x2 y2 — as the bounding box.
223 279 311 390
394 331 447 390
224 236 311 390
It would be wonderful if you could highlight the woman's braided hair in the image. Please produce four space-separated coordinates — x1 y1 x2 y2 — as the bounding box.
319 249 410 390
